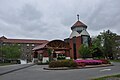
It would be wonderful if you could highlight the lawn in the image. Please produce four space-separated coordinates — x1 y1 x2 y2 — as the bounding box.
110 60 120 62
0 63 14 66
92 74 120 80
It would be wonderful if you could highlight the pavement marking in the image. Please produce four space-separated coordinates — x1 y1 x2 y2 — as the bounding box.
100 68 111 72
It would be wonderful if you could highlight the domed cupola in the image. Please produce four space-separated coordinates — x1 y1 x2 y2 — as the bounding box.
69 14 90 38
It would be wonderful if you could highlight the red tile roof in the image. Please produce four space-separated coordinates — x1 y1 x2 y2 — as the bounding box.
71 21 87 29
0 36 48 44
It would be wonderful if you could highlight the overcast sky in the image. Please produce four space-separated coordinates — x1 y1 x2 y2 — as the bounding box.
0 0 120 40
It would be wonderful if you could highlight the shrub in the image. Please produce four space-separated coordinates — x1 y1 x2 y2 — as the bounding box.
37 62 49 65
75 62 86 67
74 60 103 65
78 44 91 59
68 60 77 68
49 60 77 68
100 59 110 64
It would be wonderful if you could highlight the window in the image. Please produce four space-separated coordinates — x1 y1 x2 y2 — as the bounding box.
3 43 6 45
18 44 21 46
27 44 29 46
82 36 89 46
32 44 35 46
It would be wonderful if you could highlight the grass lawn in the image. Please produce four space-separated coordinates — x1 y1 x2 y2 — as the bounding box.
0 63 14 66
110 60 120 62
92 74 120 80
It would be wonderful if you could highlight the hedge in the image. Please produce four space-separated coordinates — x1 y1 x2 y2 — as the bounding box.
49 60 77 68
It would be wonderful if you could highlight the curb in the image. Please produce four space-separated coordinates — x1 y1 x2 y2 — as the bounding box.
43 64 113 70
0 64 35 76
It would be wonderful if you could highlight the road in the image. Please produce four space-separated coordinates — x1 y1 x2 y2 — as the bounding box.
0 62 120 80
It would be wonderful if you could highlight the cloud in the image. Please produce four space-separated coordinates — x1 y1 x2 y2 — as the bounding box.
87 0 120 32
0 0 120 40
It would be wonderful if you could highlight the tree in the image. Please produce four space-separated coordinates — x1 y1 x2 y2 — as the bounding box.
47 48 53 62
91 36 104 59
78 44 91 59
1 44 21 59
95 30 117 59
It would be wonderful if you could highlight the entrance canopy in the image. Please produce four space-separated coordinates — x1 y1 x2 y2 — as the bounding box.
32 40 70 51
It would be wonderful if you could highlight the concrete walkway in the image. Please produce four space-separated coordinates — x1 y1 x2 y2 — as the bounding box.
0 63 34 75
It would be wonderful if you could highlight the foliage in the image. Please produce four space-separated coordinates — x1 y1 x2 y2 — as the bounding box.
47 48 52 56
91 30 118 60
91 36 104 59
47 48 53 62
49 60 77 68
98 30 117 59
57 54 65 60
37 62 49 65
75 60 102 65
0 63 14 66
100 59 110 64
110 60 120 62
78 44 91 59
78 30 118 59
0 44 21 59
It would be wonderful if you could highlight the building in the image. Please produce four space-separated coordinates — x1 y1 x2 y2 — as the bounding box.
0 36 48 62
114 35 120 59
33 15 91 63
0 15 91 63
64 15 91 59
32 40 70 63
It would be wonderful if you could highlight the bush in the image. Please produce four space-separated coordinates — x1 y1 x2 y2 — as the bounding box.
68 60 78 68
100 59 110 64
49 60 77 68
75 62 86 67
74 60 103 65
37 62 49 65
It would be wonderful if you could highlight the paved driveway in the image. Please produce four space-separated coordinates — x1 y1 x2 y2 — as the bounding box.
0 62 120 80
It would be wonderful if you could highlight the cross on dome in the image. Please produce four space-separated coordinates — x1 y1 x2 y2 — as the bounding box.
77 14 79 21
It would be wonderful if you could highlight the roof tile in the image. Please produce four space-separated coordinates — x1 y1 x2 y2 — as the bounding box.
71 21 87 29
0 37 48 44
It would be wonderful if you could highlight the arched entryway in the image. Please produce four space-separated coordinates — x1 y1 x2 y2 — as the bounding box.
32 40 71 63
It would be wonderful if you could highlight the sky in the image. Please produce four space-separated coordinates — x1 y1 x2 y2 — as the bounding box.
0 0 120 40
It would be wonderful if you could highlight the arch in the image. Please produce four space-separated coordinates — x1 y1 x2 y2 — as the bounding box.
46 40 70 50
33 39 70 51
32 39 71 63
